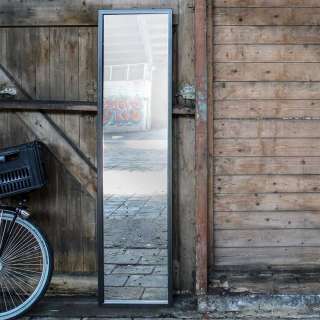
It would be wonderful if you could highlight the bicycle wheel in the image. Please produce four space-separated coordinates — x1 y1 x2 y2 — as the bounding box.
0 210 53 320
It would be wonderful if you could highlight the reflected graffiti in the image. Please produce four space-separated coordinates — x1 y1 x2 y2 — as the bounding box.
104 96 145 128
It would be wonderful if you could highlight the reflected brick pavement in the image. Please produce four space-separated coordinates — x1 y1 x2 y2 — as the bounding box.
104 194 168 300
103 130 168 301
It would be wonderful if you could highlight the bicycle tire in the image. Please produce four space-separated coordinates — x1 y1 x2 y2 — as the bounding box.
0 210 53 320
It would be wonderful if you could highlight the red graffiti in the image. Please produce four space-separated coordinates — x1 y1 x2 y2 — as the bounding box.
103 97 144 127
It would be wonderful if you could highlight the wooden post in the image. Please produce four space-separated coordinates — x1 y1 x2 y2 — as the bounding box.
195 0 208 295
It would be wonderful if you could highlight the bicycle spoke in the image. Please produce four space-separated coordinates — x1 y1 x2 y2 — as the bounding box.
2 266 35 289
2 268 31 297
0 216 8 254
2 227 36 260
0 212 51 319
1 225 28 259
3 241 40 263
2 268 37 290
4 256 40 265
2 272 24 305
0 281 9 312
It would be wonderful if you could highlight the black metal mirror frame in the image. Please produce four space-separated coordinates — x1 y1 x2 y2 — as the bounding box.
97 8 173 306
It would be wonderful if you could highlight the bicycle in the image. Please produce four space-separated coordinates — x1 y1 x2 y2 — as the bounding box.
0 141 53 320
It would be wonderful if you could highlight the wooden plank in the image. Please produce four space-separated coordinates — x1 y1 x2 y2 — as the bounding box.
171 0 197 293
177 0 194 85
35 28 50 99
79 27 97 103
0 100 97 112
64 27 79 101
214 45 320 63
214 100 320 120
48 25 66 208
65 176 83 271
50 27 65 101
215 229 320 248
0 28 6 64
15 111 97 198
195 0 208 295
80 189 96 272
215 211 320 230
0 110 8 148
0 0 179 26
5 28 24 99
214 193 320 212
215 63 320 82
215 175 320 194
209 270 320 294
214 0 320 8
215 157 320 175
214 82 320 100
64 27 80 146
207 0 215 269
214 8 320 26
52 165 71 271
172 117 196 292
21 28 36 98
0 100 192 114
62 26 84 272
79 27 97 272
214 26 320 44
79 113 96 167
172 117 180 291
79 26 97 164
215 120 320 138
47 24 67 221
0 29 9 148
215 138 320 157
0 106 194 115
215 247 320 267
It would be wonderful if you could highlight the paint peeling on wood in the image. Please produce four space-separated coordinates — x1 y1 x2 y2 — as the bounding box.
196 88 208 122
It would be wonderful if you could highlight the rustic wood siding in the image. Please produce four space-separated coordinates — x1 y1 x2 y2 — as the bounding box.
212 0 320 269
0 27 98 273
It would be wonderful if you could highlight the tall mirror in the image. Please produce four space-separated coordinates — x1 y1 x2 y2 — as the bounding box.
98 9 172 305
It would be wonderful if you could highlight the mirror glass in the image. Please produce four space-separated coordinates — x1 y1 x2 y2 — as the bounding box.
101 11 171 304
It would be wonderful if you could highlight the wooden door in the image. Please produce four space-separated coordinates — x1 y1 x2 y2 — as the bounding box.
0 0 197 295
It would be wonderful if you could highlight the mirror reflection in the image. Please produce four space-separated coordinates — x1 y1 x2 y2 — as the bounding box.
103 13 170 303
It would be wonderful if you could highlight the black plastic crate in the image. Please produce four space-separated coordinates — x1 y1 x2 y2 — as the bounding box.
0 141 47 198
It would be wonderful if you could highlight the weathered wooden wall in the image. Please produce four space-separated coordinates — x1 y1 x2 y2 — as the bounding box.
0 26 98 274
0 0 196 294
211 0 320 270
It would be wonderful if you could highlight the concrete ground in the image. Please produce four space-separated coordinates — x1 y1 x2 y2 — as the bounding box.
25 294 320 319
25 270 320 318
